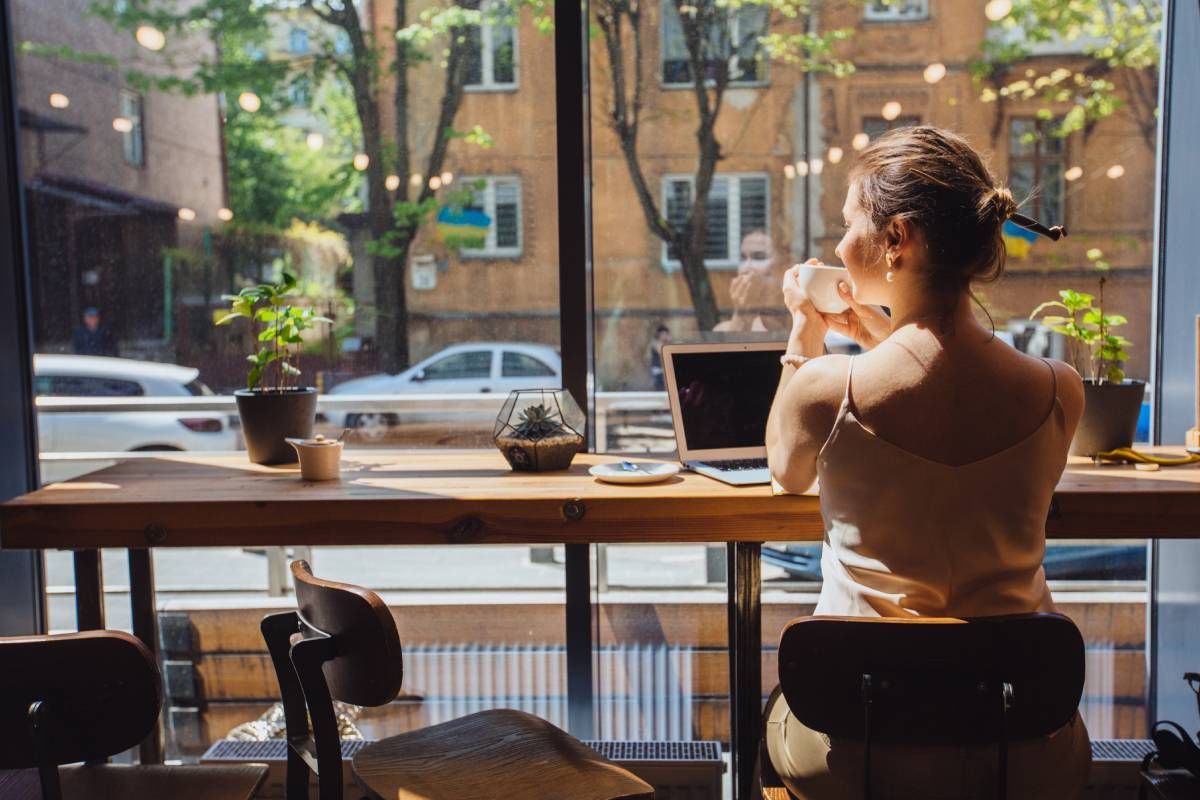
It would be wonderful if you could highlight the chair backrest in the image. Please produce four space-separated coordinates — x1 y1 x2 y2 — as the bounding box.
778 613 1084 745
0 630 161 768
291 559 404 707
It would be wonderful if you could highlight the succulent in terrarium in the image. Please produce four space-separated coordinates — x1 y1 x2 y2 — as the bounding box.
513 403 567 440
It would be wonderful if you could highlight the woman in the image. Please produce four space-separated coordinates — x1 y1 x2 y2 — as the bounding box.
763 126 1091 798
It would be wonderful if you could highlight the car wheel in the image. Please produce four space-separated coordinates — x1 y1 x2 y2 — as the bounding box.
347 413 396 440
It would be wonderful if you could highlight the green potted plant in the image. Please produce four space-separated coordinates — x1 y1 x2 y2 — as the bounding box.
218 272 332 465
493 389 585 471
1031 269 1144 456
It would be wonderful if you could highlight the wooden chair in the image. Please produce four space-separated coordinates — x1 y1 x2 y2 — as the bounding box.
763 613 1086 800
0 629 266 800
261 560 654 800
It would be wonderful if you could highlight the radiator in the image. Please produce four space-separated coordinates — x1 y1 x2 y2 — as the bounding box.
403 642 696 741
202 738 724 800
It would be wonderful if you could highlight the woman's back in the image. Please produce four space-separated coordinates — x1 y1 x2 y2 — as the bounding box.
813 331 1084 618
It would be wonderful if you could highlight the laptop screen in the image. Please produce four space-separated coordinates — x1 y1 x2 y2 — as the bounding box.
672 347 785 452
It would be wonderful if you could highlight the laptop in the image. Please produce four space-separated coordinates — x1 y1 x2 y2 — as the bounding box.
662 341 787 486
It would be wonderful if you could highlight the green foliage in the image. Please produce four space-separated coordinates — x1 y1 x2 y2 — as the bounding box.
216 272 333 391
512 403 567 440
1030 267 1132 384
974 0 1161 139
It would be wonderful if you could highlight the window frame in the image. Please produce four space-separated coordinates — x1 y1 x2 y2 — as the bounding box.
119 89 145 168
659 172 771 271
659 2 769 89
464 4 519 93
1007 116 1067 229
458 175 523 259
288 27 310 55
863 0 930 23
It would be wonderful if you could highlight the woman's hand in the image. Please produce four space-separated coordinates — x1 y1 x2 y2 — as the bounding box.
782 260 827 358
821 281 891 350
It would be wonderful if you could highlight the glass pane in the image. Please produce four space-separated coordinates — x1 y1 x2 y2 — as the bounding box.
590 0 1164 759
503 351 555 377
17 0 560 762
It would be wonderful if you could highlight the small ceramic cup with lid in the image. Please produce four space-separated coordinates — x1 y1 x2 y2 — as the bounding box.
285 434 344 481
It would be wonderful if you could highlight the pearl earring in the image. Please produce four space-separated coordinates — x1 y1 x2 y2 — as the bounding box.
885 271 895 283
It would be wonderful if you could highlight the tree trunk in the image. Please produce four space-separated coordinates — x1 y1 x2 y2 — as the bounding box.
676 238 720 330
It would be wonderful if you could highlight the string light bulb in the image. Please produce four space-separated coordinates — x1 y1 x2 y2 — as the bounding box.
1106 164 1125 179
410 174 423 187
385 174 401 191
136 25 166 51
112 117 133 133
440 171 454 185
49 92 70 109
305 132 324 150
827 146 844 165
809 157 824 175
923 62 947 84
1064 166 1083 181
353 153 370 171
881 101 902 121
794 161 809 177
177 207 196 222
429 176 443 190
784 164 796 179
237 92 261 113
852 132 870 150
985 0 1012 21
217 208 234 222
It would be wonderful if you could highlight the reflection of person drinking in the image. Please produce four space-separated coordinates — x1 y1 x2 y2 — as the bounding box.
763 127 1089 799
713 230 790 333
72 307 118 357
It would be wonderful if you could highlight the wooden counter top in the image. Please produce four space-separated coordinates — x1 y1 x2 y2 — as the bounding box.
2 450 1198 549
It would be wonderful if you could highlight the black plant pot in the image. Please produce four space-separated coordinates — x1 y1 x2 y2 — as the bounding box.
235 388 318 465
1070 380 1146 456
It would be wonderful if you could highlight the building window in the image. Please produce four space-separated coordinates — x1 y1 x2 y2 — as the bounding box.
288 76 312 107
119 90 144 167
464 5 517 91
661 1 768 87
459 176 522 258
863 0 929 22
863 115 921 140
289 27 310 55
1008 118 1065 228
662 173 769 269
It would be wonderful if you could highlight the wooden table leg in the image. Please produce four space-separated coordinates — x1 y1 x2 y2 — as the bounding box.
728 542 762 800
128 548 164 764
72 549 104 630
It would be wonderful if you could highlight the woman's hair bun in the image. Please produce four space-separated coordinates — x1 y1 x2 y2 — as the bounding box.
979 185 1018 224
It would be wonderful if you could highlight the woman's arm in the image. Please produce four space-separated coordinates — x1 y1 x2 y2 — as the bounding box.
765 272 846 492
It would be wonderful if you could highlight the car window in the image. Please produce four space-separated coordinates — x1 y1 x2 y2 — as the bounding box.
185 378 216 396
421 351 492 380
502 352 556 377
41 376 145 397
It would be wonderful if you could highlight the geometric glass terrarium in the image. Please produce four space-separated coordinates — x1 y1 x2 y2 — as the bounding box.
493 388 586 471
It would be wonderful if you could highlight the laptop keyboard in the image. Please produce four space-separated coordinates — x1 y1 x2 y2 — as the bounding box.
701 458 768 471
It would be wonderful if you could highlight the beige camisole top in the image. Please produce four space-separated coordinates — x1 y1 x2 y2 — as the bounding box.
813 356 1067 618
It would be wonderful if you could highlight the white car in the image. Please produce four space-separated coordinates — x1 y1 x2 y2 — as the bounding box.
34 354 238 453
326 342 562 435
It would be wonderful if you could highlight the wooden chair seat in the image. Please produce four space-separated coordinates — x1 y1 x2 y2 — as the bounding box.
353 709 653 800
0 764 267 800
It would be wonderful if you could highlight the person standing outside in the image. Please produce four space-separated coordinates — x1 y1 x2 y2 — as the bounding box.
72 307 118 357
648 324 671 390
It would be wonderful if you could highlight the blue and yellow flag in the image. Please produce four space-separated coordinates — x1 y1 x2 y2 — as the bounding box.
1002 219 1038 260
436 206 489 247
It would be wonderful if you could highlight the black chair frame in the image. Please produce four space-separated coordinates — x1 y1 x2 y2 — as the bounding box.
262 610 348 800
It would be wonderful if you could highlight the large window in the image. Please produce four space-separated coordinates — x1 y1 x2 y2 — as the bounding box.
663 174 769 268
661 1 768 86
863 0 929 22
119 89 144 166
1008 117 1066 229
464 7 517 90
459 176 523 258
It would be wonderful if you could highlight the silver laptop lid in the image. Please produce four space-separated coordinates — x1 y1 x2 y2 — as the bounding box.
662 341 787 463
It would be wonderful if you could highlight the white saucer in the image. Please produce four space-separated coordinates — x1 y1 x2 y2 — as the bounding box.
589 461 680 484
